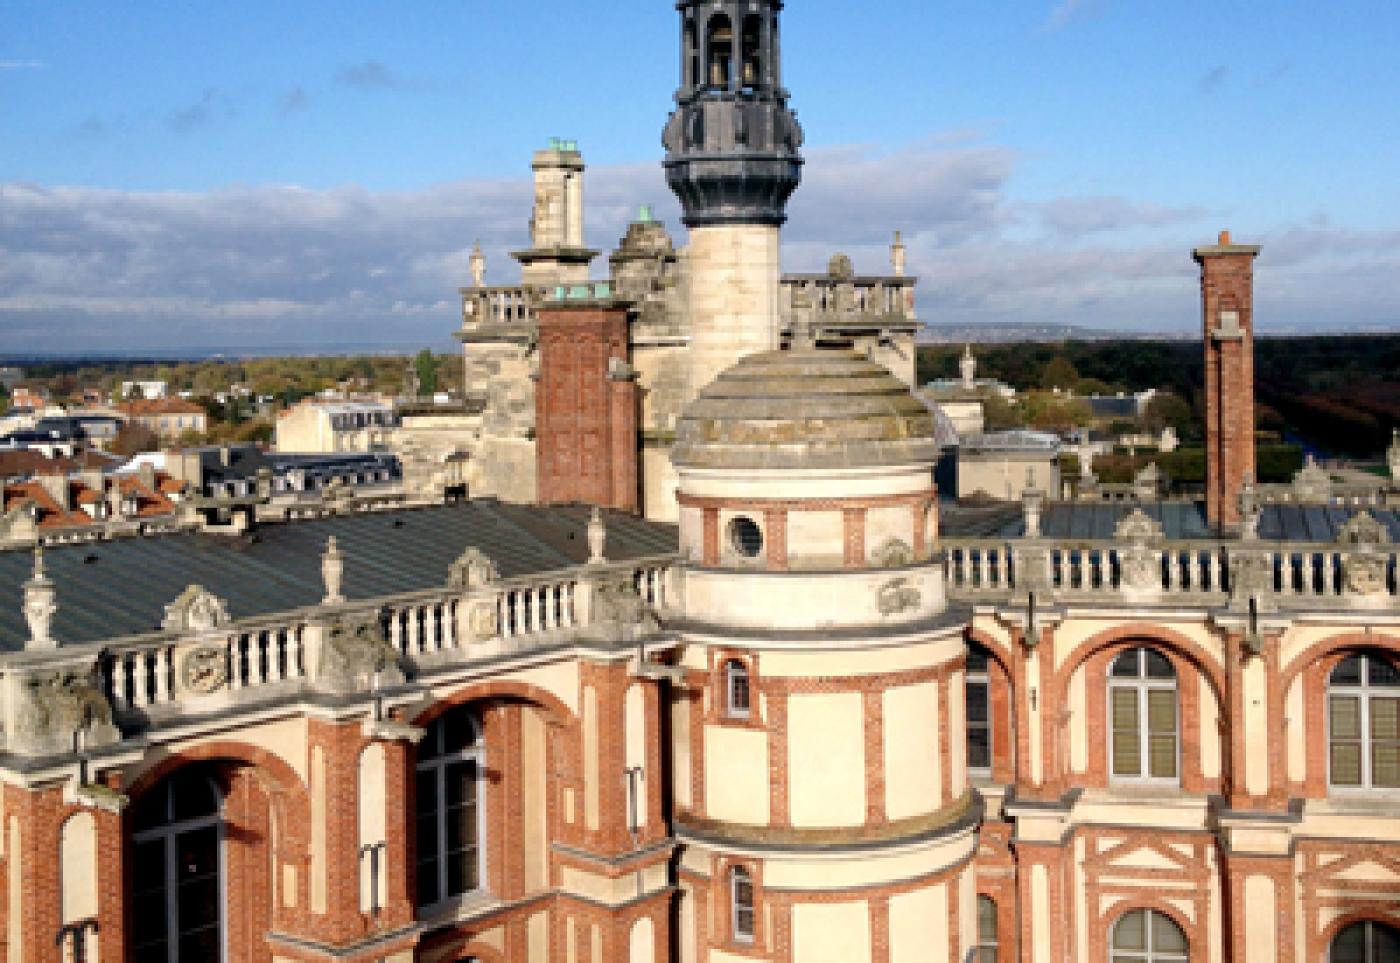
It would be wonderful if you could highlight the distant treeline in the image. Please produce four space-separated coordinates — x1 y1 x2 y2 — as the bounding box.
917 335 1400 458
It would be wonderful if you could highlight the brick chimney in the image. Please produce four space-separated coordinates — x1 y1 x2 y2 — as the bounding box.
1193 230 1261 529
535 282 639 513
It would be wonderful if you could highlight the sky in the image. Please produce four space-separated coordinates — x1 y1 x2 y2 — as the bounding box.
2 0 1399 353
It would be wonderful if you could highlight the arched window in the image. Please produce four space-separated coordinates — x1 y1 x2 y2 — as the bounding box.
740 14 763 88
967 643 992 778
1328 652 1400 789
731 865 755 943
130 768 224 962
1109 647 1178 782
1111 909 1188 962
725 659 751 718
976 895 999 961
1331 920 1400 962
416 704 484 907
706 14 733 89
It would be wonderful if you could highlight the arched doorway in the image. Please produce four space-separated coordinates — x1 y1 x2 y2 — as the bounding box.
1331 920 1400 962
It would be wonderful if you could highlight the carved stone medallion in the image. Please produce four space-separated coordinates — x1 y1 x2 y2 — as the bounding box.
182 645 229 694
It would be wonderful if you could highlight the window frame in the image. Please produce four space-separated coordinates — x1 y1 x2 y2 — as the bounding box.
130 771 226 963
725 658 752 720
1330 919 1400 962
966 643 993 780
730 864 756 945
1327 652 1400 793
415 705 487 911
1107 647 1181 786
1109 908 1189 963
976 894 999 962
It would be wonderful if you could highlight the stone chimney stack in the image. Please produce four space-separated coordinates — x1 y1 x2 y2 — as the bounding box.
1193 230 1260 529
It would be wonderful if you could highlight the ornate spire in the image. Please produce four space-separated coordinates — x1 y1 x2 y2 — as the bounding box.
662 1 803 226
890 231 906 277
23 546 57 649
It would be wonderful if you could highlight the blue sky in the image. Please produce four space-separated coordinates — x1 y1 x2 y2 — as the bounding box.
2 0 1398 350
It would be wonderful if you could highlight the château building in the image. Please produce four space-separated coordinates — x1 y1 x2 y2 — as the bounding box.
1 4 1398 963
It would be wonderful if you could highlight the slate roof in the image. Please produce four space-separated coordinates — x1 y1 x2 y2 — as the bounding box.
940 500 1400 543
0 501 678 649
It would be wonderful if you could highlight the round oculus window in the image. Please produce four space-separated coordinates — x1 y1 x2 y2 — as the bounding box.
728 516 764 558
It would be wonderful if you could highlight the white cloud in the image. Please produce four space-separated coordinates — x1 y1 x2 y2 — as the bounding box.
0 59 43 70
0 141 1395 352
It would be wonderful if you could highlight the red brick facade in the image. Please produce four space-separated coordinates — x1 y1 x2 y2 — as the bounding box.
535 298 640 512
1194 230 1260 528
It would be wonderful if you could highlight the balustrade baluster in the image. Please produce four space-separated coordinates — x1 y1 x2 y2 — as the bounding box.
290 628 305 678
513 593 527 635
132 652 151 707
154 647 172 703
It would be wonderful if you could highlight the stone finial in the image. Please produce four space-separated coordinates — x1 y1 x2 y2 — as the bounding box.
469 241 485 288
23 547 57 650
890 231 906 277
1238 473 1262 541
322 536 345 605
1022 467 1045 538
960 344 976 390
587 507 607 565
1292 454 1332 503
790 312 817 351
1388 428 1400 483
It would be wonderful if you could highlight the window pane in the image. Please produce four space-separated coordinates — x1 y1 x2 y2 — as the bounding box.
442 709 477 755
1112 688 1139 729
1149 734 1178 779
178 874 221 932
1368 656 1400 687
1145 649 1174 679
1113 729 1141 777
177 825 220 881
1374 923 1400 958
1112 650 1140 678
1331 743 1363 786
967 727 991 771
1370 698 1399 740
1331 655 1363 685
1331 696 1361 739
1147 690 1176 733
978 896 998 940
171 773 220 822
178 926 221 962
416 857 440 907
1151 911 1187 951
132 838 166 895
1330 922 1365 963
967 644 989 673
445 760 477 807
967 683 989 724
1373 743 1400 788
1113 909 1145 949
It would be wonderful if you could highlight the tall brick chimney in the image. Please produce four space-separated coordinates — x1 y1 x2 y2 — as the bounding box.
535 283 639 513
1193 230 1260 529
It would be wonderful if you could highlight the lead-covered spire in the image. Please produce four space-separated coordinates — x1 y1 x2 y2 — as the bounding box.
662 0 803 227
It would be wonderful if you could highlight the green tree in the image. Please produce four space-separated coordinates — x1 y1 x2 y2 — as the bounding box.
415 349 440 398
1143 392 1196 437
1041 356 1080 391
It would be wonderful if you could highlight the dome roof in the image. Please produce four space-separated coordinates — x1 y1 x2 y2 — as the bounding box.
671 347 943 470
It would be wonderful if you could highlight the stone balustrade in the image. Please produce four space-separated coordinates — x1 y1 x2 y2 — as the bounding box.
459 284 544 329
0 553 678 756
944 537 1399 605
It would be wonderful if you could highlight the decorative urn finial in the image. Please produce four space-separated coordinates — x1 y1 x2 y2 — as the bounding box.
322 536 345 605
23 546 58 649
587 507 607 565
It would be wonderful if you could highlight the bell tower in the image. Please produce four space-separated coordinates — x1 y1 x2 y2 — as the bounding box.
663 0 804 394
